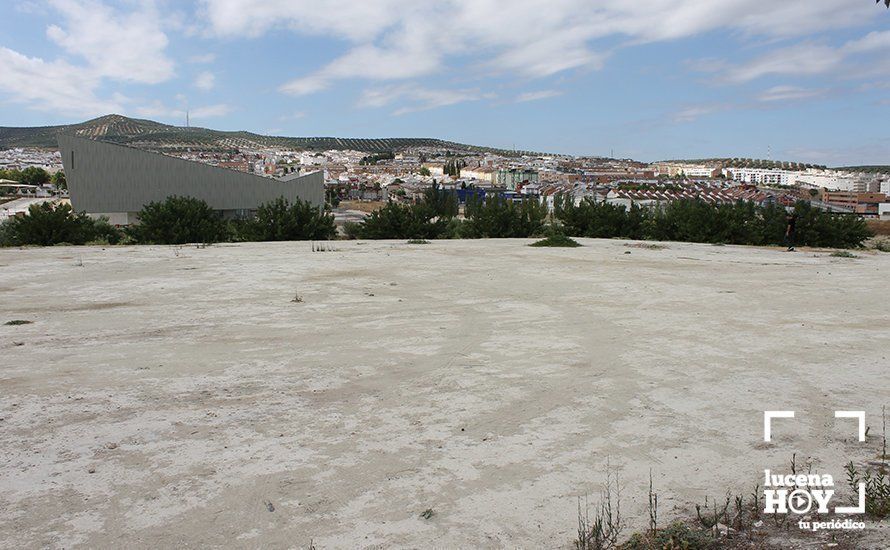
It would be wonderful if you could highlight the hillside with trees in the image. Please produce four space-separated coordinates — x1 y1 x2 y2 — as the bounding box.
0 114 537 156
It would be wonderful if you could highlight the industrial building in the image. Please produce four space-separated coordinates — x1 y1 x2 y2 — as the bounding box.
58 135 324 225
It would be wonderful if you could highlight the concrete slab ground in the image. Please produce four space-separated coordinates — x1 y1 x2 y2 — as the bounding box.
1 239 888 548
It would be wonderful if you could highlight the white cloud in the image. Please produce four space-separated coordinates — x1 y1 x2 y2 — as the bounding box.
0 0 174 116
280 111 306 121
133 102 232 121
842 30 890 54
719 29 890 84
0 47 125 117
358 84 493 115
45 0 174 84
191 104 233 118
721 43 844 83
202 0 879 102
757 85 826 102
672 103 729 123
516 90 563 103
188 53 217 64
194 71 216 91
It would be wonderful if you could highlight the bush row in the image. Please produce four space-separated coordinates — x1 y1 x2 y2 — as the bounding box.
0 196 336 246
554 196 871 248
1 193 872 249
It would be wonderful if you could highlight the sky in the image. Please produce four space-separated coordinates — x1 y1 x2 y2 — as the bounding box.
0 0 888 165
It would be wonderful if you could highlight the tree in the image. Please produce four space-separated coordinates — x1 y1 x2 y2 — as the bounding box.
358 201 449 239
553 196 872 248
52 170 67 191
419 166 431 177
129 196 228 244
554 195 644 239
19 167 51 185
326 188 341 207
463 194 547 238
239 197 336 241
0 202 118 246
422 182 459 219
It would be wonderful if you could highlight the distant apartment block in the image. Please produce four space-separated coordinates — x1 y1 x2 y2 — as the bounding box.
728 167 796 186
822 191 888 216
496 168 538 190
461 167 494 182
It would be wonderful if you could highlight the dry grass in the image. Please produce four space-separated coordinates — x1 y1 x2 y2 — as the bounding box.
866 220 890 236
340 200 387 213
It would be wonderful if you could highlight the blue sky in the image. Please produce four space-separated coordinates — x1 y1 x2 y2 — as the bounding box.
0 0 888 165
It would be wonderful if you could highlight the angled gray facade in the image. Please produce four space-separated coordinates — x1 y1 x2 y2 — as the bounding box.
58 135 324 225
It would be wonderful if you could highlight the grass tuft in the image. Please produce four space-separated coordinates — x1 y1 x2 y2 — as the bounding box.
5 320 33 326
830 250 858 258
530 234 581 248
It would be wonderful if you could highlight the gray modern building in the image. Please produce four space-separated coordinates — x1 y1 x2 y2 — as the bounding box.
58 135 324 225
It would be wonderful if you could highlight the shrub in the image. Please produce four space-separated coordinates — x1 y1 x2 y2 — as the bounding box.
342 221 362 240
790 202 871 248
845 461 890 518
554 197 872 248
358 201 448 239
239 197 336 241
129 196 228 245
621 521 716 550
0 202 118 246
555 196 644 240
530 234 581 247
463 195 547 238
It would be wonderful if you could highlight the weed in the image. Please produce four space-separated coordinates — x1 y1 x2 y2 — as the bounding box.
420 508 434 520
575 467 622 550
830 250 857 258
647 470 658 536
622 521 716 550
845 461 890 517
4 320 33 326
530 234 582 248
870 238 890 252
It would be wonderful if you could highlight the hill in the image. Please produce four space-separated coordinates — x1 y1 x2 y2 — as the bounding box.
0 114 535 156
658 158 826 171
834 166 890 174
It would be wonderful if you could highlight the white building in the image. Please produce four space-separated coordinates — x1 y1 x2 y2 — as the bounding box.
729 168 796 186
679 165 719 178
793 169 856 191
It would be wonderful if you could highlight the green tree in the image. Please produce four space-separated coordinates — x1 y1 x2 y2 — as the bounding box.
325 188 341 207
422 182 459 219
554 196 644 239
129 196 228 244
52 170 67 191
0 202 116 246
463 194 547 238
419 166 431 177
239 197 336 241
358 201 450 239
19 167 51 185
